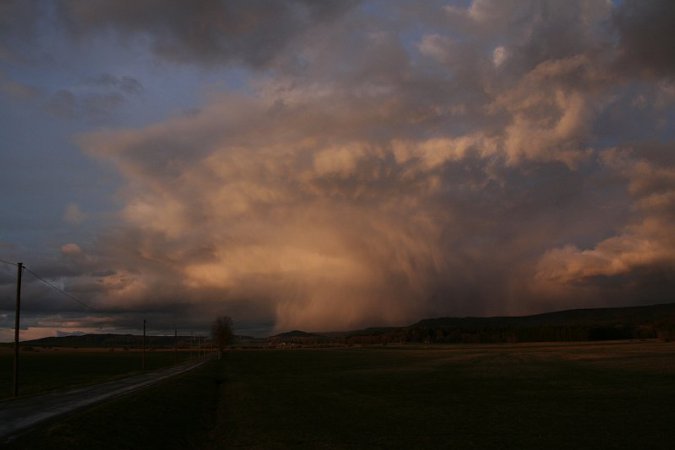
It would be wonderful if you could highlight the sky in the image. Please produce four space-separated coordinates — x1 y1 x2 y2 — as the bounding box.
1 0 674 340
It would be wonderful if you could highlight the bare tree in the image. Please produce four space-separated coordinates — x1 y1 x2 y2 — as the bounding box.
212 316 233 359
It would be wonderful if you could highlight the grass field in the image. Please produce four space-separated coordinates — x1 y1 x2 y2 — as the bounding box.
0 347 197 399
5 341 675 449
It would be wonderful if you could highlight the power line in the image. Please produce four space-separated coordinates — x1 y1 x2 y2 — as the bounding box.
22 266 94 311
0 258 18 267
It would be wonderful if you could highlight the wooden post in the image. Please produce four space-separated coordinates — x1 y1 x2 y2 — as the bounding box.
12 262 23 397
142 319 146 370
174 326 178 365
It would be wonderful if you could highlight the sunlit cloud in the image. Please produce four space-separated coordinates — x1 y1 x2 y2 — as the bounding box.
1 0 674 337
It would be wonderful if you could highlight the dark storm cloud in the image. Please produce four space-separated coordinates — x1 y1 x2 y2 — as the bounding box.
0 0 41 62
2 0 674 337
56 0 359 67
44 89 78 118
613 0 675 77
85 74 144 95
63 0 673 332
44 74 143 120
0 265 16 286
45 89 124 119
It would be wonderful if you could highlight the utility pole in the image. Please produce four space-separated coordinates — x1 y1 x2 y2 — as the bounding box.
174 326 178 365
12 262 23 397
142 319 146 370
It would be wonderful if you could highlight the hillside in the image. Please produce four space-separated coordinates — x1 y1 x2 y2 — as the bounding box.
22 333 206 349
14 302 675 348
269 330 328 345
399 302 675 344
266 303 675 346
415 302 675 328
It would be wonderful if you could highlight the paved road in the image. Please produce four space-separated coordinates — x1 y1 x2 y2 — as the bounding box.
0 358 210 442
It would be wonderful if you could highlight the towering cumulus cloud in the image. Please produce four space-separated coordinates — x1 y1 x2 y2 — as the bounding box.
2 0 673 335
79 0 675 331
79 90 452 331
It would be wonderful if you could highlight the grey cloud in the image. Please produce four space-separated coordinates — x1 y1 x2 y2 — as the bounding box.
85 74 144 95
613 0 675 77
45 89 126 120
77 92 651 332
535 142 675 302
44 74 143 120
56 0 359 67
504 1 613 74
67 1 674 332
0 266 16 286
45 89 77 118
0 0 41 63
81 92 125 117
5 1 675 336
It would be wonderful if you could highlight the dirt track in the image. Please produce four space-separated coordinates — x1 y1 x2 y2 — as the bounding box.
0 358 209 442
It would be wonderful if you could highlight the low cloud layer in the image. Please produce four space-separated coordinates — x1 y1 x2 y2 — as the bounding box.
1 0 674 336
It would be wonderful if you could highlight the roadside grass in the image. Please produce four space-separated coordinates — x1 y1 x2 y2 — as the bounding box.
0 349 196 399
4 360 220 450
4 341 675 449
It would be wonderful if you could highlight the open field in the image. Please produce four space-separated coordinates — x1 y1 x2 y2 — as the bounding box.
0 347 199 399
5 340 675 449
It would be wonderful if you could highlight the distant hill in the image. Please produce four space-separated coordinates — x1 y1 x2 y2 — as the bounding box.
269 330 328 345
17 333 262 348
394 303 675 344
14 303 675 348
274 303 675 345
22 333 202 348
414 302 675 329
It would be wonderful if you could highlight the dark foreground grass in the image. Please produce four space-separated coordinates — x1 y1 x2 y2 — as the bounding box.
5 341 675 449
0 349 196 399
5 360 221 450
211 343 675 449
